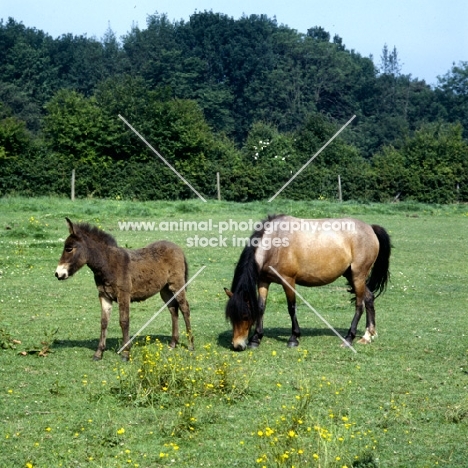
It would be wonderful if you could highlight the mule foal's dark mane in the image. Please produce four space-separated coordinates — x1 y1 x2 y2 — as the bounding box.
226 214 283 323
73 222 118 247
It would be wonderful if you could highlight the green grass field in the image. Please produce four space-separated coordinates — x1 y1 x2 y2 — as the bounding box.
1 197 467 467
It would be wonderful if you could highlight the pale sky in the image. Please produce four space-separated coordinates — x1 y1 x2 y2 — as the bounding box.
2 0 467 85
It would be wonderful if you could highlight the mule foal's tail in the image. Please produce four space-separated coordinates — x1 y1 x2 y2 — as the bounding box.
367 225 391 297
184 256 189 289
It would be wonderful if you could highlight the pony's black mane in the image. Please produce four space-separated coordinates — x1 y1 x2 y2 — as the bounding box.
226 214 283 323
74 222 118 247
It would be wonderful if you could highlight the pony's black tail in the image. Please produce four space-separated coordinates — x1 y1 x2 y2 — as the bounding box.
367 225 391 297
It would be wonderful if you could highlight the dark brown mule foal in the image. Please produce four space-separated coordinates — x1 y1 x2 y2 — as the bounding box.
55 218 193 360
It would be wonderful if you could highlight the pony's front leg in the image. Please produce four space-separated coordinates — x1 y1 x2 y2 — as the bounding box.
248 315 264 348
248 283 269 348
94 294 112 361
282 280 301 347
117 294 131 361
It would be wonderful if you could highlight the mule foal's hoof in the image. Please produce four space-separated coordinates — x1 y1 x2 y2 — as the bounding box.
120 352 130 362
187 336 195 351
287 338 299 348
248 341 260 349
92 355 102 361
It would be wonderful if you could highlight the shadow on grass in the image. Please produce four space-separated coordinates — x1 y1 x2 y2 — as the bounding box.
54 333 188 355
55 327 354 356
216 326 351 350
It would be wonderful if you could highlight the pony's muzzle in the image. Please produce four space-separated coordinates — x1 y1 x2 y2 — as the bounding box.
231 320 252 351
55 265 69 280
232 334 249 351
232 340 248 352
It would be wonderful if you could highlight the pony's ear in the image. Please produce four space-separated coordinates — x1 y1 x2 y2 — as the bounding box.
65 217 75 234
224 287 233 298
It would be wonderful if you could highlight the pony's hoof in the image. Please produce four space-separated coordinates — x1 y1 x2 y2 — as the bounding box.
248 341 259 349
92 355 102 361
340 340 354 349
357 337 371 345
287 340 299 348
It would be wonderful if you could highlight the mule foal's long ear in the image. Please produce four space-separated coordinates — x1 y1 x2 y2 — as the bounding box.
65 217 75 234
224 287 233 298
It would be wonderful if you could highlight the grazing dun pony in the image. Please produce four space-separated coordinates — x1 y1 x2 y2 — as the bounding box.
225 215 391 351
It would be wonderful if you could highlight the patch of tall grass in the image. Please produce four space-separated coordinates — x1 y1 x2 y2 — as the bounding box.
254 378 379 468
114 338 252 407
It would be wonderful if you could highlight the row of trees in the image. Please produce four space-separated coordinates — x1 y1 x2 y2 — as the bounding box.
1 13 467 202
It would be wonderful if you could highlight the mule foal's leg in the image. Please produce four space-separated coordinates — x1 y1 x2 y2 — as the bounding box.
94 294 112 361
118 295 131 361
168 286 194 351
160 287 181 349
177 291 194 351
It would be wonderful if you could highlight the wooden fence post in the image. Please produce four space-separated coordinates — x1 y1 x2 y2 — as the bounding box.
71 169 75 201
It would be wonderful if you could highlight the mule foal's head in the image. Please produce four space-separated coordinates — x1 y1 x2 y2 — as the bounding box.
55 218 87 280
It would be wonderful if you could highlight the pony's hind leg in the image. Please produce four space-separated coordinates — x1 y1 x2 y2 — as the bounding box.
344 302 363 346
344 273 367 346
282 279 301 347
94 294 112 361
359 290 377 344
